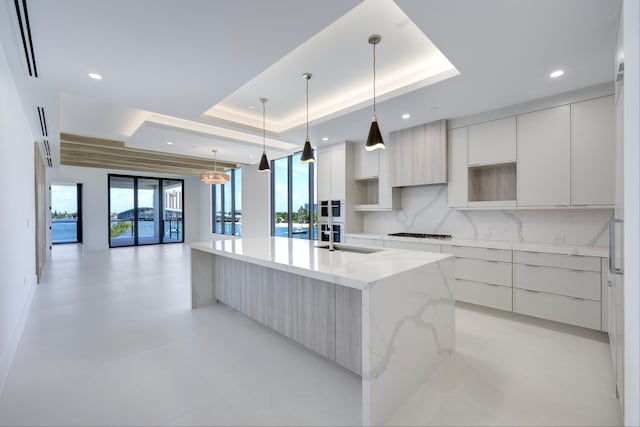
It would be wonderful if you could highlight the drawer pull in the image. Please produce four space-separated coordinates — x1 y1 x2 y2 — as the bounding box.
524 289 540 294
569 269 586 273
524 264 540 268
487 260 500 264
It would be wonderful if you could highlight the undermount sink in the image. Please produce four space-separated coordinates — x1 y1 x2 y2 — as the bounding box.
314 244 382 254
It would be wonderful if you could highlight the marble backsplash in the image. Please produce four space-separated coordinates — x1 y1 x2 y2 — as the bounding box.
362 185 613 247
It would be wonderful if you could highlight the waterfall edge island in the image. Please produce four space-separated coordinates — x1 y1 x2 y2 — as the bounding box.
190 237 455 426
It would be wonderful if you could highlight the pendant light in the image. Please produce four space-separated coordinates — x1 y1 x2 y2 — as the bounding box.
300 73 315 163
365 34 385 151
258 97 271 173
200 149 230 184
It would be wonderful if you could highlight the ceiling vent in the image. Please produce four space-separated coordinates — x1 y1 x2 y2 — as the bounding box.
36 106 47 137
13 0 38 77
40 139 53 168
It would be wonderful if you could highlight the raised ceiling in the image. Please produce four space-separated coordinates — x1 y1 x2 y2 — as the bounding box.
0 0 621 170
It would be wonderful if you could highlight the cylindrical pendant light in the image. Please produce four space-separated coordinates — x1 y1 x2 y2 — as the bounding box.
200 149 230 184
258 98 271 173
300 72 315 163
365 34 385 152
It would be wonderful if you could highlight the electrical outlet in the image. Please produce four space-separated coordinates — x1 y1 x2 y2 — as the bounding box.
552 235 565 243
480 232 492 240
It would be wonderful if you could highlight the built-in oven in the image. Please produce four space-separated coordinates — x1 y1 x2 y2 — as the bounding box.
319 200 343 221
320 223 342 243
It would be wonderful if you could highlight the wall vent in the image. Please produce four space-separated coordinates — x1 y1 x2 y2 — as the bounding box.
13 0 38 78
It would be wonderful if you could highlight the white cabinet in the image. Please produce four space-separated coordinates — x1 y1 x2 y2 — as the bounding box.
354 146 379 179
571 95 615 205
317 150 331 202
389 119 447 187
447 127 468 207
317 145 346 201
352 142 399 211
517 105 571 206
468 117 516 165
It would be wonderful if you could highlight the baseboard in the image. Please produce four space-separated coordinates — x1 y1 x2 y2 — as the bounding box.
0 276 36 398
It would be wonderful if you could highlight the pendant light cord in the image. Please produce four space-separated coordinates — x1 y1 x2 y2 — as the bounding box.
262 101 266 154
373 41 376 117
306 77 309 140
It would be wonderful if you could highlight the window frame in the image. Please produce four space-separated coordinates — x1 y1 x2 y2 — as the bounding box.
270 152 316 240
211 168 242 236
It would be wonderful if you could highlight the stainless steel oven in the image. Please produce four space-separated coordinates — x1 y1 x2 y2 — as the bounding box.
319 200 343 221
319 222 342 243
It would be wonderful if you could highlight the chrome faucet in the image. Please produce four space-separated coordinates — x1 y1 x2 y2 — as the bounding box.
328 201 335 251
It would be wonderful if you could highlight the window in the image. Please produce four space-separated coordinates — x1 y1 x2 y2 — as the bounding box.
271 153 316 240
211 168 242 235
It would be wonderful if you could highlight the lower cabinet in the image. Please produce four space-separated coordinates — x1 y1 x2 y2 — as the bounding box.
513 289 601 330
297 278 336 361
454 278 512 311
441 244 607 331
213 255 362 375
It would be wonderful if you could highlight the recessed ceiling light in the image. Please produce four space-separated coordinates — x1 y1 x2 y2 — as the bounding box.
549 70 564 78
88 73 102 80
248 104 256 109
166 141 174 145
322 137 329 141
401 113 411 119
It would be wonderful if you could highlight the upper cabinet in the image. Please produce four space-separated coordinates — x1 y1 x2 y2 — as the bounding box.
468 117 516 166
389 119 447 187
447 127 468 208
317 145 346 201
447 95 615 209
571 95 615 205
517 105 571 207
353 146 379 180
351 143 399 211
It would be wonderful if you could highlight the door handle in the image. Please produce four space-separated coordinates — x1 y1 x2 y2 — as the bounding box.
609 218 624 274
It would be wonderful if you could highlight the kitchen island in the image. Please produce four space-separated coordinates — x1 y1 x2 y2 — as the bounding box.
191 237 454 426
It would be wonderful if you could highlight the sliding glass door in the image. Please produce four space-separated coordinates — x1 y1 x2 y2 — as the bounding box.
109 176 135 247
162 179 183 242
108 175 184 247
137 178 160 245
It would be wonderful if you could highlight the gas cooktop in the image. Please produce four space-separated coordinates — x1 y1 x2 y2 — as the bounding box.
387 232 452 240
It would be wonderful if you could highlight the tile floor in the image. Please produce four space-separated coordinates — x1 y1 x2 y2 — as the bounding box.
0 244 622 426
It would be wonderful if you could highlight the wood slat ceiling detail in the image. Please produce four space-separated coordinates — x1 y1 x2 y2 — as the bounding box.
59 133 237 176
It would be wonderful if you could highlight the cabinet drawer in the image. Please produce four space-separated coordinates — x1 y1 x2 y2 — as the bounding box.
443 245 511 262
513 289 601 330
514 264 601 301
455 258 512 286
383 240 440 252
513 250 600 272
344 237 384 248
454 279 512 311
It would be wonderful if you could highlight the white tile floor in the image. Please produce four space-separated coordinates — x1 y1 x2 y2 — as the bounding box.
0 244 622 426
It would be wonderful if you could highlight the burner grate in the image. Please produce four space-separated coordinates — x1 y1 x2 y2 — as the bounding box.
387 232 452 240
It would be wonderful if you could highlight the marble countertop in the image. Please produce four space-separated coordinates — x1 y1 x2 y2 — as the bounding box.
345 233 608 257
191 237 451 290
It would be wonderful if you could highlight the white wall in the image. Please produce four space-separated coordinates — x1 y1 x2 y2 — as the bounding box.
623 0 640 423
0 43 37 396
46 165 202 252
240 165 271 238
